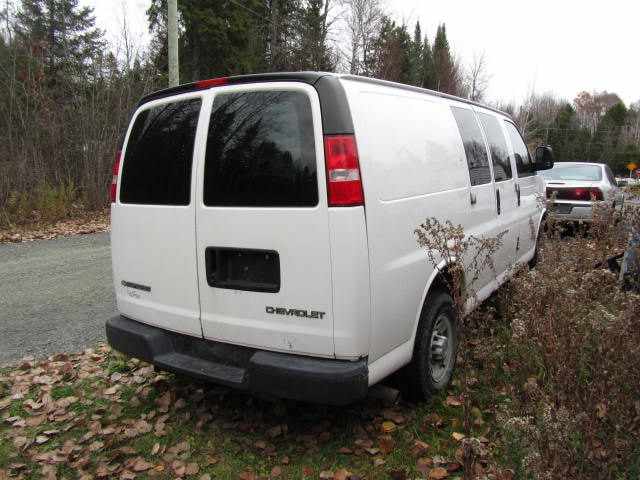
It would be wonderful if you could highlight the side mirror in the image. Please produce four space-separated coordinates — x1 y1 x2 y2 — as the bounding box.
534 145 554 171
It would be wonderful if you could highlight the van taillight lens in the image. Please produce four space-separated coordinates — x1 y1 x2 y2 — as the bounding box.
110 151 121 203
323 135 364 206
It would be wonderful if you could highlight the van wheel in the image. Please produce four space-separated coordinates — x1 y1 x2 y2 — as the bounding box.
403 290 457 401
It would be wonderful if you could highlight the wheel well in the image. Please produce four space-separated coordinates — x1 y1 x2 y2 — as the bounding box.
429 264 460 298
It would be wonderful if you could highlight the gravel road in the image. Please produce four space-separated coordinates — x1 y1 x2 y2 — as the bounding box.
0 233 115 365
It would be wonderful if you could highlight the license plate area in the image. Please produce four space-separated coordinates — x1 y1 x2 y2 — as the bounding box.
205 247 280 293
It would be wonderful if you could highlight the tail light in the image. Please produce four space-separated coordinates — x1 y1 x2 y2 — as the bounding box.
323 135 364 206
110 151 121 203
546 187 603 201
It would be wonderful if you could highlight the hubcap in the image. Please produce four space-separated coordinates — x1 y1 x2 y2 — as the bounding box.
429 313 453 383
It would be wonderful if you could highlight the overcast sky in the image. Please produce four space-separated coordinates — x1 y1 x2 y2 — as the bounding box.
82 0 639 106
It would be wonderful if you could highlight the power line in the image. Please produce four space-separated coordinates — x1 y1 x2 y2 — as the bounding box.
227 0 274 25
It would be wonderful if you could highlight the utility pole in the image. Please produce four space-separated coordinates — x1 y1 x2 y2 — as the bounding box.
168 0 179 87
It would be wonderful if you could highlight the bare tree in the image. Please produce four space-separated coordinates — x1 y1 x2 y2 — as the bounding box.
340 0 382 75
465 51 489 102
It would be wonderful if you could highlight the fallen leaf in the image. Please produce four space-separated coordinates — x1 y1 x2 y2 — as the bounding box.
151 442 160 455
446 462 461 472
388 468 407 480
172 460 186 477
26 414 47 427
596 403 607 419
379 435 395 454
445 395 462 406
239 470 256 480
185 463 199 475
200 475 212 480
132 458 153 472
423 413 443 428
429 467 449 479
364 447 380 456
13 437 28 448
156 391 171 412
373 457 386 467
417 457 433 474
270 466 282 478
412 439 430 456
103 386 118 395
451 432 465 442
381 421 396 433
319 471 334 479
56 396 79 408
35 435 49 445
267 425 283 438
89 441 104 452
334 469 351 480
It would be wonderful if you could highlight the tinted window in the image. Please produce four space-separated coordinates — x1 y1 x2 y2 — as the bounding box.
120 99 201 205
204 91 317 207
504 121 535 178
451 107 491 186
478 113 512 182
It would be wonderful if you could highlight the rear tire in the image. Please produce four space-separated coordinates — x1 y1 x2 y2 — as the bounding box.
403 290 458 401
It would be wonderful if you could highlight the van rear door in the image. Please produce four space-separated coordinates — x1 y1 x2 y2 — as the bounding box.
195 83 335 357
112 94 204 337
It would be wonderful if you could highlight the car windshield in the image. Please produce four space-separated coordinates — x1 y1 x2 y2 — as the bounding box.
541 164 602 181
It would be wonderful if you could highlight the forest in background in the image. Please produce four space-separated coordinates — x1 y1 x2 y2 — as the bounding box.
0 0 639 226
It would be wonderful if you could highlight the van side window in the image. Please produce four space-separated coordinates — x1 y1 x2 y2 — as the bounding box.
504 121 535 177
451 107 491 186
120 98 201 205
478 113 512 182
204 91 318 207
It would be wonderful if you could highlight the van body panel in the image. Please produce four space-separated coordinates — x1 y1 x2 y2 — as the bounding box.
474 108 522 272
112 92 207 337
341 79 492 362
328 207 371 359
194 82 335 358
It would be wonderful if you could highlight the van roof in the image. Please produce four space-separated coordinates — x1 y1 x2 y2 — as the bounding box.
138 72 511 119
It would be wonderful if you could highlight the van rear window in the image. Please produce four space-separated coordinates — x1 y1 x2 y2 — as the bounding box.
203 91 318 207
120 98 201 205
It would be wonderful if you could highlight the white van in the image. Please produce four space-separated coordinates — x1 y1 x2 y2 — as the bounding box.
106 72 553 405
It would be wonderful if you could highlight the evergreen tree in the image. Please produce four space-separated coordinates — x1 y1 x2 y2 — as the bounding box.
432 23 457 94
407 21 423 87
15 0 104 85
420 35 435 89
147 0 267 81
295 0 334 70
372 17 411 84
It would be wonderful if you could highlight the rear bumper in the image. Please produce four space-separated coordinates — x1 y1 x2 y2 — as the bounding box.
550 203 593 222
106 315 368 405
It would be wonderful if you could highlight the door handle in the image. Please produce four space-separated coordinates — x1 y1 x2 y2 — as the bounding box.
515 183 521 206
470 192 477 205
496 189 501 215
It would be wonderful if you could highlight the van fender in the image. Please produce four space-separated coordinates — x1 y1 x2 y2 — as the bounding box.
368 258 457 386
410 258 457 345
